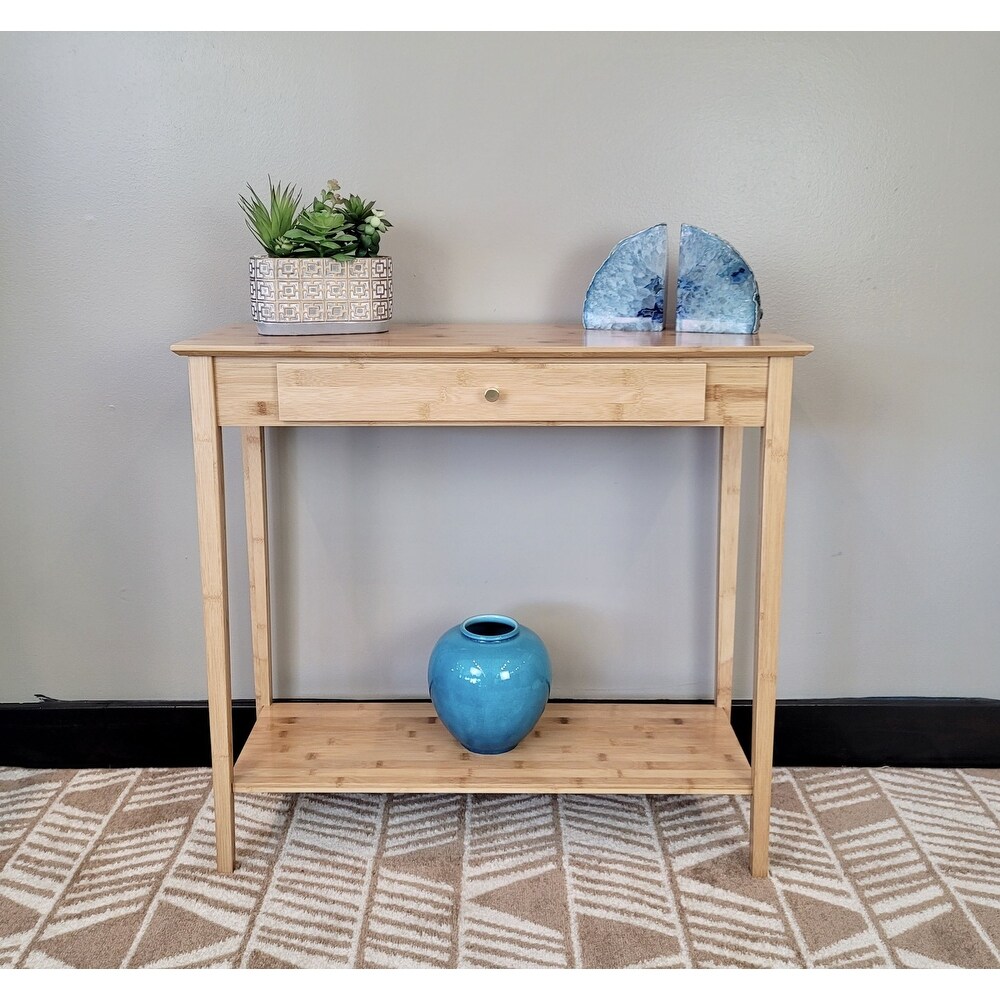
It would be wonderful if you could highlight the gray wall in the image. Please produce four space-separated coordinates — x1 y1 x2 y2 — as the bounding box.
2 32 998 703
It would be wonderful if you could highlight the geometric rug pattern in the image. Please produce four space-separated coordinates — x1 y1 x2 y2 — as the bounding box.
1 766 998 968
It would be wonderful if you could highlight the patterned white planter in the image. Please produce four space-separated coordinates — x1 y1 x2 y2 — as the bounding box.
249 255 392 335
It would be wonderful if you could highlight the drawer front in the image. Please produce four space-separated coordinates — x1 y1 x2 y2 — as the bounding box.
275 361 708 423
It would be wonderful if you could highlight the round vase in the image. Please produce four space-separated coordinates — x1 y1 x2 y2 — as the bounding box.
428 615 551 755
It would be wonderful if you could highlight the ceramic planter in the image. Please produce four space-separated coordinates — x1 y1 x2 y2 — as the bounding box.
428 615 551 755
249 255 392 335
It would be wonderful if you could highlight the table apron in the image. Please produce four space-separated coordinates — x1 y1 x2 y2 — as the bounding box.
212 357 769 427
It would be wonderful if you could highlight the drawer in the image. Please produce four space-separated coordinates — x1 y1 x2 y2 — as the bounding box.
274 361 708 423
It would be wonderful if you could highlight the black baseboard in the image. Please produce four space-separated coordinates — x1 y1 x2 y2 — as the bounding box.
1 698 998 770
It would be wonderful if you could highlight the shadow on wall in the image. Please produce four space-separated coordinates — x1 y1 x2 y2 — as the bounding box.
388 229 455 321
546 236 628 323
506 601 604 698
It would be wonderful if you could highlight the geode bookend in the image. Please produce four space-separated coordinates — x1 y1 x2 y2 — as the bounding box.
675 225 761 334
583 224 667 332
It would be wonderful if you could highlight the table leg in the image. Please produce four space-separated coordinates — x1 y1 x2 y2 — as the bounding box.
750 358 793 878
715 426 743 718
242 427 272 716
189 357 236 874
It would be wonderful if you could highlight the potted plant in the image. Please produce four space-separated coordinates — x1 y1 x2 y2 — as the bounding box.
241 177 393 335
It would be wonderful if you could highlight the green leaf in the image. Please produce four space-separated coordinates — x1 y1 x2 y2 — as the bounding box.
240 179 301 253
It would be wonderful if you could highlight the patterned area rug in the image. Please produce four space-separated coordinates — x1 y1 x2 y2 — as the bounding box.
1 766 998 968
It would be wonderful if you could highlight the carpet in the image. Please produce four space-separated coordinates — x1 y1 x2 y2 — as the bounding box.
1 766 998 968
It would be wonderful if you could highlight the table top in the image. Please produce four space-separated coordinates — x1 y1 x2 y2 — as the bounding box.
172 323 814 359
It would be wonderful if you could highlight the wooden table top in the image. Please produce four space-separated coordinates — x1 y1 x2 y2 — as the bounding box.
172 323 814 359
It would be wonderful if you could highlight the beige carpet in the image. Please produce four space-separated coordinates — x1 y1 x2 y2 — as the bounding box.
1 765 998 968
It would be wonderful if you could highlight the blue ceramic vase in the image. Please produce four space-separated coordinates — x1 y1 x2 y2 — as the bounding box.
428 615 551 755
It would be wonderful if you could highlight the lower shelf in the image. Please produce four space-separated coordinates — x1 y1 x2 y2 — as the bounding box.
233 701 752 795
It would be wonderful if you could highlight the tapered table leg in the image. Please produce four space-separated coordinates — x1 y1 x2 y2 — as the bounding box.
750 358 793 878
242 427 272 716
189 357 236 873
716 426 743 718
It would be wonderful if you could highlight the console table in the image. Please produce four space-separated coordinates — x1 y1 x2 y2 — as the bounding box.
172 323 813 877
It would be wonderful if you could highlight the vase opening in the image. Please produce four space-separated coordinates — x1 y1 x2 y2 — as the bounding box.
461 615 520 641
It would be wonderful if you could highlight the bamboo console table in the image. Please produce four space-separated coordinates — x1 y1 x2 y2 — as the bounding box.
172 323 812 877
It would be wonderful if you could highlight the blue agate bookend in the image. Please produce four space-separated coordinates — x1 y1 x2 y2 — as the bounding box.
675 225 762 334
583 224 667 332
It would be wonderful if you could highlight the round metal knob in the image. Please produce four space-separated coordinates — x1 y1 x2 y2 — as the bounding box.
484 387 501 402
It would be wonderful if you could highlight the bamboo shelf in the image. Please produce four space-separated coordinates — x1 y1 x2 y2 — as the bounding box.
233 702 753 796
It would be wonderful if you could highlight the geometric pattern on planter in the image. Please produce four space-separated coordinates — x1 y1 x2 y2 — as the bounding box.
249 255 392 328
